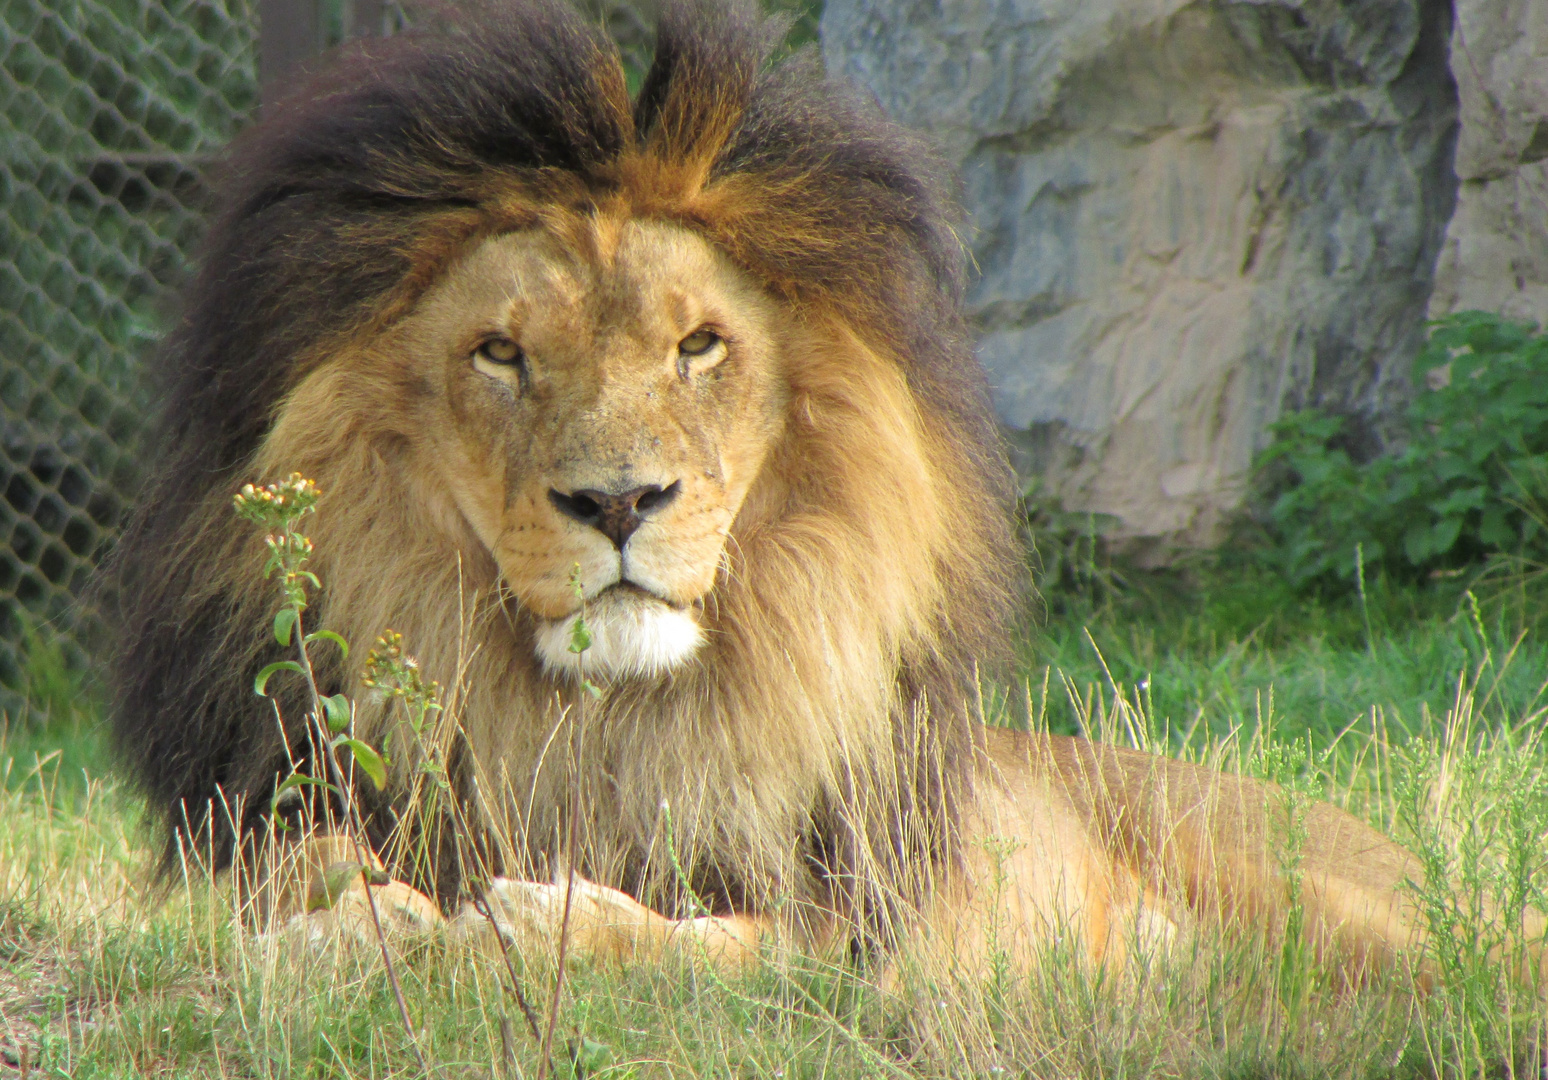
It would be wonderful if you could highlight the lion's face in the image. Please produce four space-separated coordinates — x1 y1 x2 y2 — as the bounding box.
396 219 787 679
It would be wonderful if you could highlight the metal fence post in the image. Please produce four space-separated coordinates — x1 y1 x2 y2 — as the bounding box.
353 0 391 38
259 0 394 107
258 0 322 106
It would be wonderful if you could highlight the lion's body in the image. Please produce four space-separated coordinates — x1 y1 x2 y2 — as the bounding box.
947 731 1428 976
108 0 1480 980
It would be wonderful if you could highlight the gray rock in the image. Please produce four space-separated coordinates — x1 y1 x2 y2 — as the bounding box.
1428 0 1548 324
825 0 1459 551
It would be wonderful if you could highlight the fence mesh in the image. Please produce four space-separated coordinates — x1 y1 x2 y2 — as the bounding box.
1 0 258 713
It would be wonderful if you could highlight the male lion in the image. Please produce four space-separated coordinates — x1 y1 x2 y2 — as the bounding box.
111 0 1462 979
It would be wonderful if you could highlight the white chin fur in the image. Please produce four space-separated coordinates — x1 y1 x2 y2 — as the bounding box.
535 589 703 680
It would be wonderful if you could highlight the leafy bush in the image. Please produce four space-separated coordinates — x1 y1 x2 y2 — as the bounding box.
1254 311 1548 587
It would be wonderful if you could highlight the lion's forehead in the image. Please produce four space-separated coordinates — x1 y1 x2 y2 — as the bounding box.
436 219 748 341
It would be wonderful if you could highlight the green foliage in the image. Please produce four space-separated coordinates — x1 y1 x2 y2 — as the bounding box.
0 892 47 963
1019 480 1129 614
1255 312 1548 588
1393 721 1548 1070
0 619 110 786
5 620 87 731
565 561 603 699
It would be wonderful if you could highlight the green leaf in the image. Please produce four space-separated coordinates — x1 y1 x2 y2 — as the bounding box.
568 615 592 655
339 738 388 790
1403 526 1434 565
308 860 365 912
254 660 306 696
269 773 342 816
274 772 333 797
1478 506 1513 548
304 629 349 659
569 1036 614 1077
269 772 339 815
273 607 298 647
1430 516 1464 555
322 693 352 734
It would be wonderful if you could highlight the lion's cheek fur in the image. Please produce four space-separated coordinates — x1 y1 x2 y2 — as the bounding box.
762 324 958 652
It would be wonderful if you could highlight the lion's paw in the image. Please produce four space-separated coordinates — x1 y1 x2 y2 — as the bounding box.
278 865 445 948
454 876 674 962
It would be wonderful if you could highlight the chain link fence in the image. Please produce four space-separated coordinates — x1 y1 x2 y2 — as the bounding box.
1 0 258 713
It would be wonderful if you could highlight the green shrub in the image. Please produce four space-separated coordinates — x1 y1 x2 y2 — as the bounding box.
1255 311 1548 587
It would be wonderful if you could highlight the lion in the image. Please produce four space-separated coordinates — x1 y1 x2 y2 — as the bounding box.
106 0 1505 983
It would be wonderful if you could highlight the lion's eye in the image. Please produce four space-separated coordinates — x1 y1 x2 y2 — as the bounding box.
678 329 720 357
676 328 726 380
476 337 524 366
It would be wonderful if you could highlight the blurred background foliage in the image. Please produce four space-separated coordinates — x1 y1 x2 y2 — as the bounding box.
1252 312 1548 590
1027 311 1548 622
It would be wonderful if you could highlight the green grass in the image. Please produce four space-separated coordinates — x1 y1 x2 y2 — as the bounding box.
3 566 1546 1077
1028 563 1548 749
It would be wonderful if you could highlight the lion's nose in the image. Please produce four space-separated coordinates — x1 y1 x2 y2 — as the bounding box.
548 481 681 550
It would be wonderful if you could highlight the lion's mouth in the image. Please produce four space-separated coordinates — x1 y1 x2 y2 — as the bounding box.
534 582 704 680
612 580 688 609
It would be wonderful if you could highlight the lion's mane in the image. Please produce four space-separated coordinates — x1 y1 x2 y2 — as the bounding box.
110 0 1019 931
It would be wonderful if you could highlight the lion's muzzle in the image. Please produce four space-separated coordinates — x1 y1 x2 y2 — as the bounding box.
532 479 709 680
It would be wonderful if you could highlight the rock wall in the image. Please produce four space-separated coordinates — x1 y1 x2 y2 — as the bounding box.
823 0 1467 553
1429 0 1548 323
